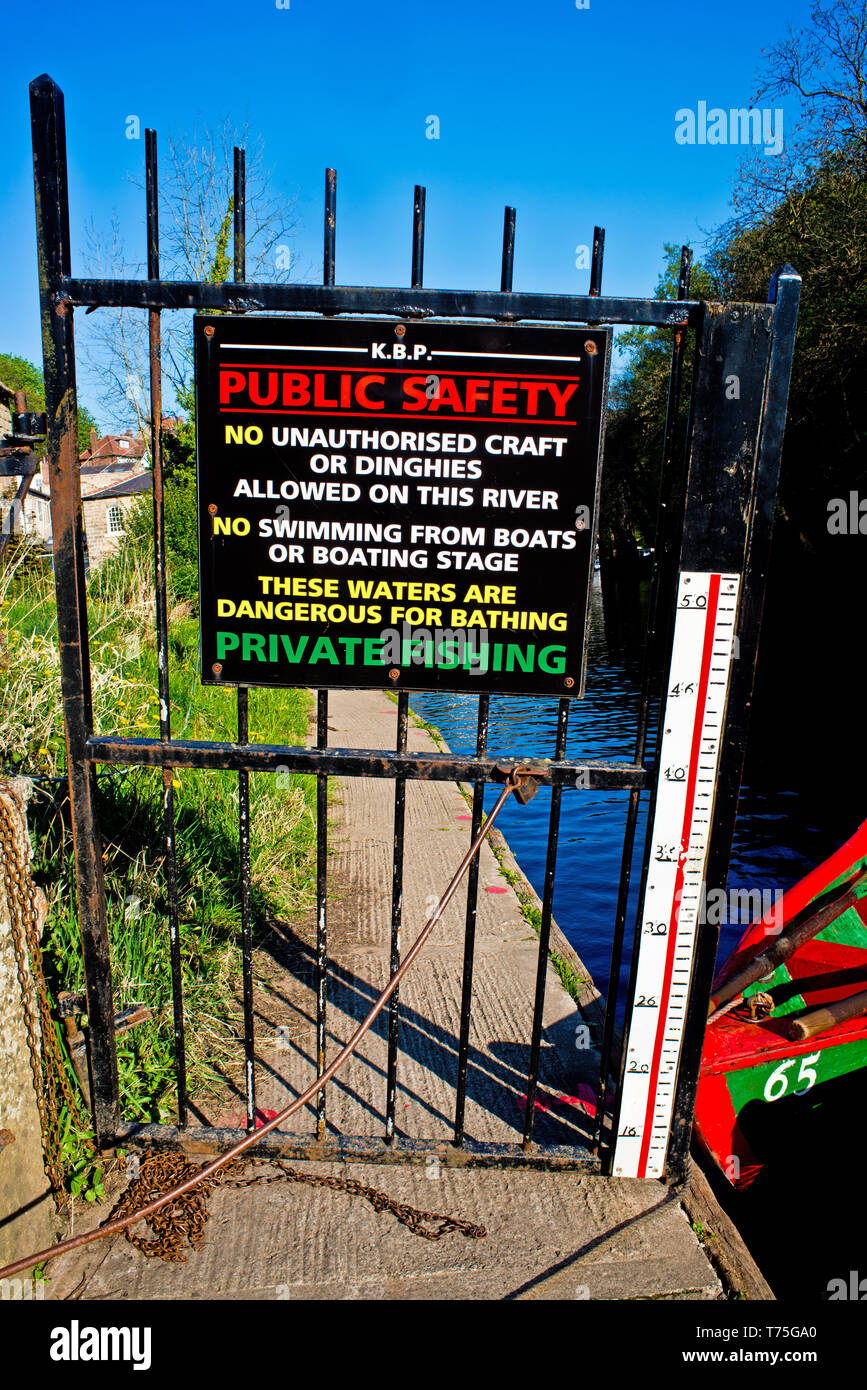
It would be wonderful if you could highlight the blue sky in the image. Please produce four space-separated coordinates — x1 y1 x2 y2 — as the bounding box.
1 0 811 427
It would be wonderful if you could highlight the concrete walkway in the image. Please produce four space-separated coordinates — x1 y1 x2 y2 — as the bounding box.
45 688 766 1301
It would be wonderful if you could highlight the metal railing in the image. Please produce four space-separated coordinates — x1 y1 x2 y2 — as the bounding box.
29 71 800 1183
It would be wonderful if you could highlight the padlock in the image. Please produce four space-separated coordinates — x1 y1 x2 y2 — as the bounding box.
511 775 539 805
496 764 544 804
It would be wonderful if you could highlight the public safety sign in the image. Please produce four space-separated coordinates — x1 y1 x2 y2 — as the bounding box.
194 315 610 695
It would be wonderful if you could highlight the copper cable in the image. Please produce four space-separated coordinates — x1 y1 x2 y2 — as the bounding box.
0 768 525 1281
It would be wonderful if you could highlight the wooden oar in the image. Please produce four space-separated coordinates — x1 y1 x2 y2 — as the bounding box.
707 869 867 1021
779 988 867 1042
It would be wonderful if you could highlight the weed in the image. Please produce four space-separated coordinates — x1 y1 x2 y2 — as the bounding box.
1 538 316 1177
486 835 589 1005
691 1220 717 1242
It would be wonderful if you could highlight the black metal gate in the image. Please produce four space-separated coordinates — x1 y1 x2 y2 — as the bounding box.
29 72 800 1184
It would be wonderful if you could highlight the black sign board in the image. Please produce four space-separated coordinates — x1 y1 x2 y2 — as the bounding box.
194 315 610 696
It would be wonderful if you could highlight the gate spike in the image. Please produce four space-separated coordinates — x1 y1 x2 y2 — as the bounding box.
411 185 425 290
233 147 246 283
501 206 516 293
589 226 605 297
324 168 336 287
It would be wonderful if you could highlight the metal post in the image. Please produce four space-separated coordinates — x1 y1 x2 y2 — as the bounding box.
314 167 337 1138
411 186 425 292
454 205 515 1143
29 73 119 1144
385 692 409 1141
232 145 256 1131
589 227 605 297
666 267 801 1182
611 291 793 1182
501 207 516 291
384 185 427 1142
522 699 570 1144
146 126 189 1125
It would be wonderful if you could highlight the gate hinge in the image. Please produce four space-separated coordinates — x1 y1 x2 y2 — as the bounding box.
58 994 153 1102
10 411 47 440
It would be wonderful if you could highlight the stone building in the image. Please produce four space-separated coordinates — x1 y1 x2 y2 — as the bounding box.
23 428 154 567
0 381 19 535
0 380 12 438
79 469 153 565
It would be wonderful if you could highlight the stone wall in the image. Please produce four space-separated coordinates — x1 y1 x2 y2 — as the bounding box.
83 495 138 566
0 779 55 1269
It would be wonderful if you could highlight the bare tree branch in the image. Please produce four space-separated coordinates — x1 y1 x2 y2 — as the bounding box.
704 1 867 261
80 118 302 438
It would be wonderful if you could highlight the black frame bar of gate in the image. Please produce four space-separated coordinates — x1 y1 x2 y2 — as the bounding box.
606 268 801 1182
30 71 798 1174
661 265 801 1183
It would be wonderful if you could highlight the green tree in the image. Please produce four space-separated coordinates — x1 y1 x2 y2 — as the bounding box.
600 246 718 564
708 0 867 553
710 146 867 553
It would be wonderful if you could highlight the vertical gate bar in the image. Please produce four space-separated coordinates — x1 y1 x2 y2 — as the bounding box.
145 127 188 1128
384 189 426 1141
232 145 256 1129
315 691 329 1137
411 186 425 291
501 207 516 290
29 74 120 1144
522 698 570 1145
454 207 513 1142
233 147 246 281
452 693 488 1143
237 689 255 1129
324 167 336 285
665 267 801 1183
589 227 605 297
594 246 693 1156
314 167 336 1137
385 692 409 1140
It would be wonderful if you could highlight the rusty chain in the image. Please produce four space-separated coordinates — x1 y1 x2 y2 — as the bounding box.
0 770 523 1282
110 1151 486 1261
0 793 94 1207
1 785 486 1256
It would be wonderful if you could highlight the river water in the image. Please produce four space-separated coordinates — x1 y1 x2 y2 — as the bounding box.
413 569 860 1298
411 571 839 1007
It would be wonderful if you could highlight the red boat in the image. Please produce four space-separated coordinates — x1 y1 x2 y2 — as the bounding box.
694 819 867 1189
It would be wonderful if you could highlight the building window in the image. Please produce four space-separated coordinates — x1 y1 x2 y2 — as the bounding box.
107 505 125 534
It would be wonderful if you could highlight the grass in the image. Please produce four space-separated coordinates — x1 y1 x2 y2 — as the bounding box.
0 537 316 1175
